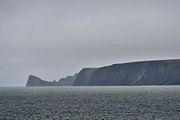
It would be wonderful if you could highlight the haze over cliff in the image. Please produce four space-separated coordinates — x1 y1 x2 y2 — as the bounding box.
26 74 77 87
1 0 180 86
26 59 180 86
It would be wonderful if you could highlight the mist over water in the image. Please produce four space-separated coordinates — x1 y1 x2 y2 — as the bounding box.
1 1 180 119
0 86 180 120
1 0 180 86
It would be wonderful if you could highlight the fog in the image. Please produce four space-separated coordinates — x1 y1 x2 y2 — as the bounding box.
0 0 180 86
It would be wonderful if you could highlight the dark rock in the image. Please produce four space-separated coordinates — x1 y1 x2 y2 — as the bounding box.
74 59 180 86
26 74 78 87
58 73 78 85
26 75 54 87
73 68 97 86
26 59 180 86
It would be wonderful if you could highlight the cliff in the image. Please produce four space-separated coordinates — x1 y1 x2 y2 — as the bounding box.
73 68 97 86
26 75 54 86
26 74 77 87
26 59 180 86
74 59 180 86
58 73 78 85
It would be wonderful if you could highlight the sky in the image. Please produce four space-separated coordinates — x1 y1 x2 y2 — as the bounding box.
0 0 180 86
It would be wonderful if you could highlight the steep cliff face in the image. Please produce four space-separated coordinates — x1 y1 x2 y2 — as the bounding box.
26 59 180 86
73 68 97 86
26 75 54 86
74 60 180 86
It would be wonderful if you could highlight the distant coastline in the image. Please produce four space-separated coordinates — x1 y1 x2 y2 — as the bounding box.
26 59 180 86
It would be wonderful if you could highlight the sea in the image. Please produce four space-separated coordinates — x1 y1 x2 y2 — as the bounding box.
0 86 180 120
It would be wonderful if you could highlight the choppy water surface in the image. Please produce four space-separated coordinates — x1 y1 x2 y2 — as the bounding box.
0 86 180 120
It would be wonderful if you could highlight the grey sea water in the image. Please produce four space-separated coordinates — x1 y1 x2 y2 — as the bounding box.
0 86 180 120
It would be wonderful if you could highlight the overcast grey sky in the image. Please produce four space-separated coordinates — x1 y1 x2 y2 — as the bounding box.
0 0 180 86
